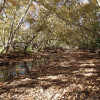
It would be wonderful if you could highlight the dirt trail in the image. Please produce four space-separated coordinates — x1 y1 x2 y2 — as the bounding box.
0 49 100 100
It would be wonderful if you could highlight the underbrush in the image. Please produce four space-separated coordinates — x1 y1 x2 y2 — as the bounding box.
79 38 100 53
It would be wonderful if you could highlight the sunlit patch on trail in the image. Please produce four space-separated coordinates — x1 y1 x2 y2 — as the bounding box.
83 73 95 76
38 74 64 80
80 63 95 67
72 71 80 73
84 68 96 72
79 68 97 76
59 60 76 67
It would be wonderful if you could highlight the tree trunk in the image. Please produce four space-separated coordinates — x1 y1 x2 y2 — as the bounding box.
24 45 28 54
6 46 10 53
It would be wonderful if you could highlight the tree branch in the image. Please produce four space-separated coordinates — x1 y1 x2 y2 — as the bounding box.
0 0 7 13
33 0 100 38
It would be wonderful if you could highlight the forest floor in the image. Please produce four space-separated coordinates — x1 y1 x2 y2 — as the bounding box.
0 49 100 100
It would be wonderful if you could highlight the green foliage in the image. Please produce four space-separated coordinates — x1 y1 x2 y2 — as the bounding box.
79 37 100 52
27 49 34 53
0 0 100 53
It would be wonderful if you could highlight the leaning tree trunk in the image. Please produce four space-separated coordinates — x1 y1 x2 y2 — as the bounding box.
6 45 11 53
24 45 28 54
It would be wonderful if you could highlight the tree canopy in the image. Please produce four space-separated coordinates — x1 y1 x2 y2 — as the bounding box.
0 0 100 53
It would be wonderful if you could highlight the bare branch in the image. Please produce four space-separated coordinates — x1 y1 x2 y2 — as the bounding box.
0 0 7 13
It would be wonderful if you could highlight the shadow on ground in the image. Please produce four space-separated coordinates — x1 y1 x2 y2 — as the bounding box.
0 50 100 99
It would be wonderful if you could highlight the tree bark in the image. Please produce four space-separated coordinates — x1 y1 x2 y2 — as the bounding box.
0 0 7 13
